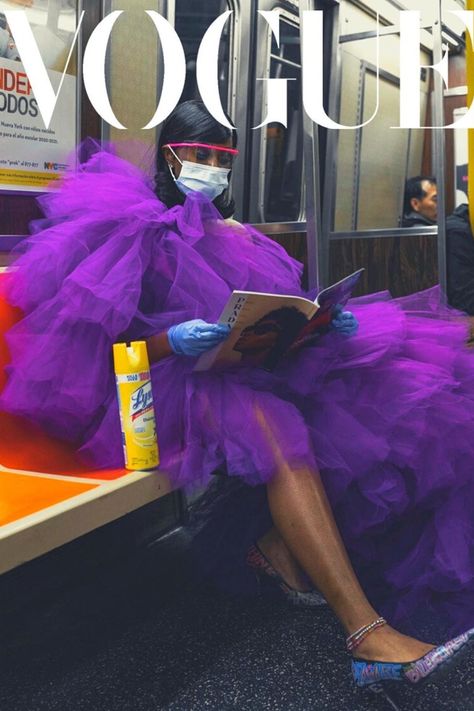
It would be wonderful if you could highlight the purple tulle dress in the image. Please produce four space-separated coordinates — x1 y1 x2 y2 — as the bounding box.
1 149 474 633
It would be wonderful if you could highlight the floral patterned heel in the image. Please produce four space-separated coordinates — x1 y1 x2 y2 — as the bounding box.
246 542 327 608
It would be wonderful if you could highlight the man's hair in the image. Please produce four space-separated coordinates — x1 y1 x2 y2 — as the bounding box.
403 176 437 215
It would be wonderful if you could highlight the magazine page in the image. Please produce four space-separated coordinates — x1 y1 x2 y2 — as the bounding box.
194 291 317 372
315 269 365 310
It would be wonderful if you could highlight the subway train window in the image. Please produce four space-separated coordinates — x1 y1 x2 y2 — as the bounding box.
333 1 430 231
356 70 423 230
174 0 232 110
263 16 304 223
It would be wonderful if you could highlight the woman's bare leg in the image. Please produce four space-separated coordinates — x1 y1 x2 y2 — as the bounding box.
266 461 434 662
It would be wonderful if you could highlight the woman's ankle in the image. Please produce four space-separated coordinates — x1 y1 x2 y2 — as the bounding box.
353 626 434 663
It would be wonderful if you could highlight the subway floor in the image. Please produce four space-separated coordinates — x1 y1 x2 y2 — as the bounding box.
1 528 474 711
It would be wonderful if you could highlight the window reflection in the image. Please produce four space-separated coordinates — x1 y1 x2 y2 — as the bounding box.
0 0 78 73
333 0 433 232
263 18 303 223
174 0 231 110
357 71 412 230
334 49 429 231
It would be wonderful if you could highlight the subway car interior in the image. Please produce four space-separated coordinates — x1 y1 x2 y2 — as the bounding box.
1 1 474 710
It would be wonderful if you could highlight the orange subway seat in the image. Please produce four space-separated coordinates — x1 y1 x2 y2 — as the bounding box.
0 471 98 527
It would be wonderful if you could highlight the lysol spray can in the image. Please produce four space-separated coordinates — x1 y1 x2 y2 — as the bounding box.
113 341 159 470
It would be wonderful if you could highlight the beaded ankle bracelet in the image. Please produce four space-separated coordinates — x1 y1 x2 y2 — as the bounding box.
346 617 387 653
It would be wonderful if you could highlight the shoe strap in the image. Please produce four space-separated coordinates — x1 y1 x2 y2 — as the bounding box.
246 543 280 581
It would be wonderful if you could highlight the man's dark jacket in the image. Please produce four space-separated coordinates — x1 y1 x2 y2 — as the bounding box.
446 204 474 315
401 211 436 227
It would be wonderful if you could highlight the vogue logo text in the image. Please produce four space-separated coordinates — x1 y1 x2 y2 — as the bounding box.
4 9 474 131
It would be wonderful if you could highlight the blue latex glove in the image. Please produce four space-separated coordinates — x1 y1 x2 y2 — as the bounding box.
167 319 231 356
330 305 359 336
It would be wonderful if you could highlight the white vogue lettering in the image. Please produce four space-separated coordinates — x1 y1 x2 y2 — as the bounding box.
4 9 474 131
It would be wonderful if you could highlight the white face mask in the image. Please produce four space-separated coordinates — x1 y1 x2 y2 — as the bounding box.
167 148 230 201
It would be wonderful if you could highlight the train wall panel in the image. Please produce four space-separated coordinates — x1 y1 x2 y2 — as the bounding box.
329 236 439 297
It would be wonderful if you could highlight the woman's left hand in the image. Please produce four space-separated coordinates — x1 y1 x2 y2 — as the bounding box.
330 306 359 336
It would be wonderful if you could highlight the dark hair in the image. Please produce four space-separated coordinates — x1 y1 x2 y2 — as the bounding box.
155 100 237 218
403 175 437 215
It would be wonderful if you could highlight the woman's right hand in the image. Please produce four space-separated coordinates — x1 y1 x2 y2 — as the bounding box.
167 319 231 356
330 306 359 336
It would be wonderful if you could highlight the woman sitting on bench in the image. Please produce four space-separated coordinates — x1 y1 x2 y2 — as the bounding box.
2 100 474 694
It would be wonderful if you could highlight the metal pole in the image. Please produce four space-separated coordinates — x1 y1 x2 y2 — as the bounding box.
320 2 342 288
299 0 322 291
432 0 447 299
466 0 474 234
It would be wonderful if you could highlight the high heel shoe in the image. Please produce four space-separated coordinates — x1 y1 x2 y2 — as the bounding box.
352 628 474 689
246 542 327 608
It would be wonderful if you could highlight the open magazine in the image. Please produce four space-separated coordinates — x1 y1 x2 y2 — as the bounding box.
194 268 364 372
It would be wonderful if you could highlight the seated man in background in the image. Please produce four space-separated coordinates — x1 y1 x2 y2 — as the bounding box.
401 176 437 227
446 205 474 343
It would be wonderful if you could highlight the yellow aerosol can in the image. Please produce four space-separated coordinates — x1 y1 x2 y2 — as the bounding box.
113 341 159 470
